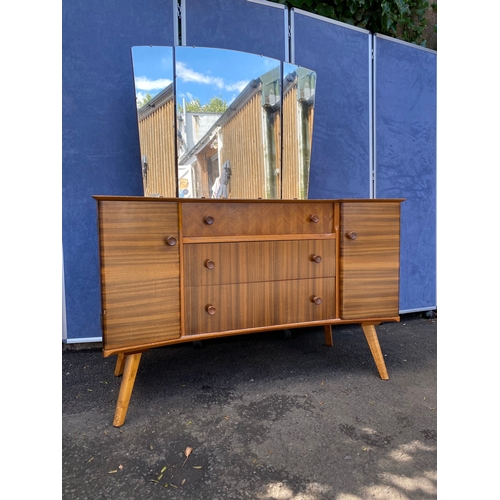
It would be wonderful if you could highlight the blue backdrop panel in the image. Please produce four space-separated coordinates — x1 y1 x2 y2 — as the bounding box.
183 0 287 61
374 35 437 312
62 0 176 341
292 10 371 199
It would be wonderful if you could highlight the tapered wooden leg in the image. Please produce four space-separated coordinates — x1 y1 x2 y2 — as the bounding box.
324 325 333 346
113 353 142 427
361 323 389 380
114 353 126 376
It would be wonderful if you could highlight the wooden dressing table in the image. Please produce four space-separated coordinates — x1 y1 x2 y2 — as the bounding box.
94 196 403 426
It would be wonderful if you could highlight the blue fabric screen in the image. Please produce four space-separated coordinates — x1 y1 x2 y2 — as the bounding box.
374 35 437 312
62 0 176 341
62 2 437 342
183 0 287 60
291 10 372 199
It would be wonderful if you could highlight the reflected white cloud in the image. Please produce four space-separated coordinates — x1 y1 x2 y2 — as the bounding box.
134 76 172 91
176 61 248 93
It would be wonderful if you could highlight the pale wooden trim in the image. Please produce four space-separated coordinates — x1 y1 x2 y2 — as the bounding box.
183 233 336 244
113 353 142 427
361 323 389 380
114 353 125 376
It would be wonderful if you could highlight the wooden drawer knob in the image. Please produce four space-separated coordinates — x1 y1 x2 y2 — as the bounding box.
165 236 177 246
206 305 216 315
204 215 214 225
311 254 322 263
311 296 322 305
310 214 319 223
205 259 215 270
346 231 357 240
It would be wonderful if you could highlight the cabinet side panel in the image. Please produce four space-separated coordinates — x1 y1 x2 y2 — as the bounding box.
340 202 400 319
98 201 181 351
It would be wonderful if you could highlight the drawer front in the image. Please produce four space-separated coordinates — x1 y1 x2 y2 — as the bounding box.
184 239 336 286
184 277 336 334
182 202 334 237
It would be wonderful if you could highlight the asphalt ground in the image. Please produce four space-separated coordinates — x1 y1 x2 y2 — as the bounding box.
62 313 437 499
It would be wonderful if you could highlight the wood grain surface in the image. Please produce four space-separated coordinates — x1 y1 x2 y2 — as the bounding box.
181 202 334 237
340 202 401 319
184 277 336 334
183 239 336 287
97 201 181 351
95 198 402 352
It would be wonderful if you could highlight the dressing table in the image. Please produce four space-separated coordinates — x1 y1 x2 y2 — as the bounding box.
95 47 403 426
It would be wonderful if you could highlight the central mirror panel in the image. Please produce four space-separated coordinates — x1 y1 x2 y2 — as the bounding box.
176 47 281 199
131 46 316 200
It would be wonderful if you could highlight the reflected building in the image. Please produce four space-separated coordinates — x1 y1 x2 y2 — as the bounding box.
177 66 281 199
132 46 316 200
282 66 316 200
136 84 176 198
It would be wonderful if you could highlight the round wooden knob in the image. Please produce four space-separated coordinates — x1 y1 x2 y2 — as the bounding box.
205 259 215 270
346 231 357 240
311 255 322 263
311 296 322 305
204 216 214 225
206 305 216 315
310 214 319 223
165 236 177 246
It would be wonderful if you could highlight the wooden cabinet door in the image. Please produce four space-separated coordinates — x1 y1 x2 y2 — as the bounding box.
340 202 401 319
97 201 181 352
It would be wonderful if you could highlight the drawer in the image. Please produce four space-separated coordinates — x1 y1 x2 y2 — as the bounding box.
184 239 336 286
181 202 334 237
184 277 336 334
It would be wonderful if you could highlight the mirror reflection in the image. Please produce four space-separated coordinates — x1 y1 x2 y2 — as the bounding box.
131 46 316 200
176 47 281 199
131 46 175 197
282 62 316 200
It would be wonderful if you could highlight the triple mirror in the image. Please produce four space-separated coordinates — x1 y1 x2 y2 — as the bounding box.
131 46 316 200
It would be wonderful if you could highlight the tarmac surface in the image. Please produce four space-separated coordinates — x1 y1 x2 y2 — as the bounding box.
62 312 437 499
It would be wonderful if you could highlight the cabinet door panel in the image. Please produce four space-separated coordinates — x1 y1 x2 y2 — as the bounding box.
98 201 181 351
184 239 335 286
184 277 336 334
340 202 400 319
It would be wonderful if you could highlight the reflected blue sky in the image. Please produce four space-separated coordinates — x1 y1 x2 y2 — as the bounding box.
131 46 173 104
131 46 281 107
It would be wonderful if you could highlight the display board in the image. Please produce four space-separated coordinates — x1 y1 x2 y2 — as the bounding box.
374 34 437 312
291 9 372 199
62 0 177 341
183 0 287 61
62 1 437 342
